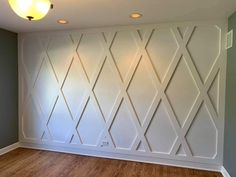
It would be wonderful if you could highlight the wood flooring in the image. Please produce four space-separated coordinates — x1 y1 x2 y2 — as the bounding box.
0 148 222 177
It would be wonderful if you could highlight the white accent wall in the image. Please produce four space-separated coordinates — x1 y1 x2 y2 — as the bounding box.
18 22 227 170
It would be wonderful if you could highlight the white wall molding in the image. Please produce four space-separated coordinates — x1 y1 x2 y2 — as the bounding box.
221 166 231 177
0 142 20 156
18 21 227 171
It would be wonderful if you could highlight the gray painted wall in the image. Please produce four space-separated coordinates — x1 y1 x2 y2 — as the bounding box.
0 28 18 149
224 12 236 177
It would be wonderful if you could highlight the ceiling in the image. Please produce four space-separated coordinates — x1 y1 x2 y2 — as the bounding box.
0 0 236 33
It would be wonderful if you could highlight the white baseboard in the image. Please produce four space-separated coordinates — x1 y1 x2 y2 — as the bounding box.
0 142 20 156
20 142 221 172
221 166 231 177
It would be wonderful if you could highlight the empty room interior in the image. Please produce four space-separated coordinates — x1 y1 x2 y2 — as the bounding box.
0 0 236 177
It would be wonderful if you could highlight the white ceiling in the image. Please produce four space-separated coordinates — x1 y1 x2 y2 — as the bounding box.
0 0 236 33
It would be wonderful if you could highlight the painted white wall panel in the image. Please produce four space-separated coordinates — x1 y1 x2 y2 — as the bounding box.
19 22 226 167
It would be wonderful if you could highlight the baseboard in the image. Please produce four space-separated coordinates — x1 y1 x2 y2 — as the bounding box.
221 166 231 177
0 142 20 156
20 142 222 172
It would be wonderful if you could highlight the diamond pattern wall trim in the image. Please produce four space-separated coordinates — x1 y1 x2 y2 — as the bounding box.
19 22 226 166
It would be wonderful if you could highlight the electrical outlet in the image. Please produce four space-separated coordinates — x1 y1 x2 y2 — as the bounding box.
101 141 109 147
226 30 233 49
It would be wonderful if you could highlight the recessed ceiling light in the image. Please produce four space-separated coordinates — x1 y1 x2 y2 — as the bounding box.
57 19 68 24
130 12 143 19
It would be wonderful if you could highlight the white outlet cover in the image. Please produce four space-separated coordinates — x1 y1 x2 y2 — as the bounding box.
226 29 233 49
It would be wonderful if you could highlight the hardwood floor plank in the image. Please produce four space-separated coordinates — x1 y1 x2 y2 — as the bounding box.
0 148 222 177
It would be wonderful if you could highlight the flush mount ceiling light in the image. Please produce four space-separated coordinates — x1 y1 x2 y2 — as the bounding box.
8 0 53 21
130 12 143 19
57 19 68 24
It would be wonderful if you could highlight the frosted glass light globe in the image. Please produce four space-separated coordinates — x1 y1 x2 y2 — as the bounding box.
8 0 52 20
